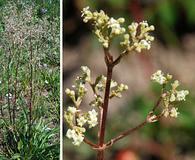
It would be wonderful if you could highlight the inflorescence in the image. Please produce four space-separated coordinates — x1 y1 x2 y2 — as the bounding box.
81 6 154 53
151 70 189 118
65 7 189 146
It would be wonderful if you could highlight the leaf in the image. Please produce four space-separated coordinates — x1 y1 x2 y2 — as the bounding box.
11 154 21 160
17 140 23 151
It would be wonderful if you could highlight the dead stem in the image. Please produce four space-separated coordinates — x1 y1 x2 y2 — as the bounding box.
7 48 12 124
13 51 20 124
29 32 33 134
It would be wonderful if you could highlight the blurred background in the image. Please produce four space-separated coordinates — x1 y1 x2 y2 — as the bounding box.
63 0 195 160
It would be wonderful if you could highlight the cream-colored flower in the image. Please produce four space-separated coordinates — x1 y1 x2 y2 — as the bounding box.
176 90 189 101
65 88 75 97
171 80 179 90
72 133 84 146
163 108 170 117
88 109 98 128
77 116 87 127
128 22 138 38
134 39 151 52
81 66 91 82
67 106 79 114
81 6 93 23
66 129 84 146
151 70 167 85
108 17 125 35
170 94 176 102
66 129 76 139
170 107 179 118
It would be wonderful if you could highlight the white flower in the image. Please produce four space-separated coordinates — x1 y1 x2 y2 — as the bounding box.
72 133 84 146
166 74 173 80
45 80 49 84
151 70 167 85
96 76 106 91
176 90 189 101
163 108 170 117
108 18 120 28
134 40 151 52
81 6 93 23
108 17 125 35
111 80 118 88
140 21 155 32
65 88 75 97
66 129 76 139
66 129 84 146
6 93 12 99
67 106 78 114
77 83 87 96
170 107 179 118
171 80 179 90
128 21 154 52
88 109 98 128
81 66 91 82
128 22 138 38
170 94 176 102
120 34 130 47
118 84 128 91
77 116 87 127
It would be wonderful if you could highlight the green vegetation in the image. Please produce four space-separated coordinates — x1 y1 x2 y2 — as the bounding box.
0 1 60 159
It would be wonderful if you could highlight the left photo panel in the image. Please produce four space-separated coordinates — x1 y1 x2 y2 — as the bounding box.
0 1 60 159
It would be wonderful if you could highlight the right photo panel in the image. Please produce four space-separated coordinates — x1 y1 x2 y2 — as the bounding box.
64 1 194 160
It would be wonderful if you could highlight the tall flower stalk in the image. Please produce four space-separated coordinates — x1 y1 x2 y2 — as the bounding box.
65 7 189 160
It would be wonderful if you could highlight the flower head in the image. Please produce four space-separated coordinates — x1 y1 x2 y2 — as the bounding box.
170 107 179 118
176 90 189 101
66 129 84 146
77 116 87 127
67 106 79 114
87 109 98 128
108 17 125 36
151 70 166 85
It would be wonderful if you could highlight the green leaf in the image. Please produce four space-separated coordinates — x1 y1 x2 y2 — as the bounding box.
11 154 21 160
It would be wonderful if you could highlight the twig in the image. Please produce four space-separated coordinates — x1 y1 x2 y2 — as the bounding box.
112 46 135 67
104 96 163 148
84 137 98 148
106 120 147 147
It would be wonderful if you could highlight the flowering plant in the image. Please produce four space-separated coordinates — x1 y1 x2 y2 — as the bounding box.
65 6 189 160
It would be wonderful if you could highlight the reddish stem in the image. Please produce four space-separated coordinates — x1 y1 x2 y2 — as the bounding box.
96 48 114 160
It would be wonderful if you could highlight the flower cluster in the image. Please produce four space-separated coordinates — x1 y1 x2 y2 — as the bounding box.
81 6 154 53
121 21 155 52
108 18 126 36
89 75 128 107
65 106 98 146
110 83 128 98
65 66 99 145
65 66 91 107
66 129 85 146
151 70 189 118
151 70 172 85
65 66 129 145
81 7 126 48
